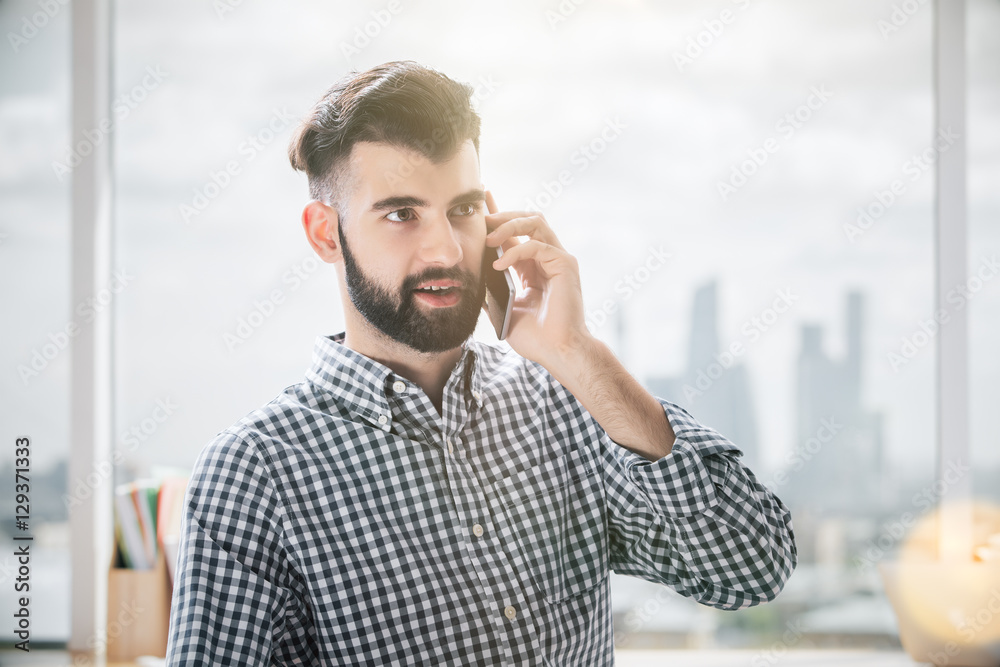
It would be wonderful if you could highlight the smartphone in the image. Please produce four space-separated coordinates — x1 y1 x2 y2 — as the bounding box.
484 244 516 340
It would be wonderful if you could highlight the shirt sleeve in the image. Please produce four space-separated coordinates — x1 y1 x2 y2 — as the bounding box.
166 430 318 665
601 397 798 610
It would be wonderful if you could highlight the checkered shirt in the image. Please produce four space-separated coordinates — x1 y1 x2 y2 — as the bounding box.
166 332 796 666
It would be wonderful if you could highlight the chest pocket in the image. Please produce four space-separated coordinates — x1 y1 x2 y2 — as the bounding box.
492 447 608 602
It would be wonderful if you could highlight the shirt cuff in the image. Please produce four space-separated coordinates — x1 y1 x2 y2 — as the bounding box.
611 398 744 518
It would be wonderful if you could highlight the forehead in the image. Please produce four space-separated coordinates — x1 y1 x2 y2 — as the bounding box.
345 140 481 209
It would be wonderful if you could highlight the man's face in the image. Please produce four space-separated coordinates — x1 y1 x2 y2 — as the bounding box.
336 139 488 353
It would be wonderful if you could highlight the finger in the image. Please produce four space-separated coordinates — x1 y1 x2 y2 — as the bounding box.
485 209 546 224
487 214 564 251
492 239 574 276
483 193 510 235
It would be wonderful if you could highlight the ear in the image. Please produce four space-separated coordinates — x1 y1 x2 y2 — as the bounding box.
302 200 342 264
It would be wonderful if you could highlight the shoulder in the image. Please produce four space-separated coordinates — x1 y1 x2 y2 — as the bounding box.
190 427 271 498
191 386 308 490
205 379 349 456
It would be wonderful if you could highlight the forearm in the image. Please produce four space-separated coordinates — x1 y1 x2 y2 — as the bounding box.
613 450 798 608
602 399 798 608
544 332 675 461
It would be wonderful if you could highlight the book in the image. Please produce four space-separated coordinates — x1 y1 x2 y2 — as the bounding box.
113 476 190 573
156 476 189 547
114 486 149 570
155 476 189 585
133 480 160 568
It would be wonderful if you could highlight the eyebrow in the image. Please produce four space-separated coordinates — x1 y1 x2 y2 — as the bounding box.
369 188 486 213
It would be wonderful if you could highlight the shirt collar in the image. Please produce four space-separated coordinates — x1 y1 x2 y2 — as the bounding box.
305 332 484 431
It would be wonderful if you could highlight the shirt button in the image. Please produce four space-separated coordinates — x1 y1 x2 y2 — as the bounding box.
472 523 484 537
472 390 482 401
392 380 406 393
504 605 517 620
447 438 454 455
377 414 388 425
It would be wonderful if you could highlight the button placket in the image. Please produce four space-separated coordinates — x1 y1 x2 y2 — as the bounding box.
441 430 532 654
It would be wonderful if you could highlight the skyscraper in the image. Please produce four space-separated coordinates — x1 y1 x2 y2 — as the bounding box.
646 281 760 470
788 290 885 515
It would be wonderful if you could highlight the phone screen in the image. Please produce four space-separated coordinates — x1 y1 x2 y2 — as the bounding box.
483 245 515 340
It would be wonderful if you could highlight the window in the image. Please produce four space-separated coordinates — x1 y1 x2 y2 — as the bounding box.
0 0 72 644
7 0 993 654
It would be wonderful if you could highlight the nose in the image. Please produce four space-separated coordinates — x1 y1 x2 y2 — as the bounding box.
418 214 463 267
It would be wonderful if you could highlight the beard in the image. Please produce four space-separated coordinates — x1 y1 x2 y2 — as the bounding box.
338 223 486 353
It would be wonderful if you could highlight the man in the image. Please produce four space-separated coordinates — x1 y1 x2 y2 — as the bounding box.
167 60 796 666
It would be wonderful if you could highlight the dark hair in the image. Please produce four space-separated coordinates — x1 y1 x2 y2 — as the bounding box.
288 60 482 214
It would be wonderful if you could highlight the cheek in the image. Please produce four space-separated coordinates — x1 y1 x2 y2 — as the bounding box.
463 222 488 264
464 243 487 280
360 252 408 291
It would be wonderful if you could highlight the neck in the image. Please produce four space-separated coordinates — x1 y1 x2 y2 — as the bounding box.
342 316 463 416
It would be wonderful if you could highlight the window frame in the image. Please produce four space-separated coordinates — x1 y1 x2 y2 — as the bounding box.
66 0 974 651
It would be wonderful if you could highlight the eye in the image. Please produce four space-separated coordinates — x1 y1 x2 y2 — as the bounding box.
386 208 415 223
452 202 480 217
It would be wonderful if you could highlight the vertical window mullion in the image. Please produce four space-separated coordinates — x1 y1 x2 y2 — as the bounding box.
69 0 114 651
933 0 972 561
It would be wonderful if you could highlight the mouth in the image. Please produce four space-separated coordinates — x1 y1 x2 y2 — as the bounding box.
412 282 461 308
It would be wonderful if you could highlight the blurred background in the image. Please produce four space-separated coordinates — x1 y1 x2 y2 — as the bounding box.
1 0 998 652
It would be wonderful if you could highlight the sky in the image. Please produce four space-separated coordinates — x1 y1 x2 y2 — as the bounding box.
1 0 998 499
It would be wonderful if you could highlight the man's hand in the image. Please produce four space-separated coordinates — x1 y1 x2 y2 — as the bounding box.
484 191 675 460
484 191 591 367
